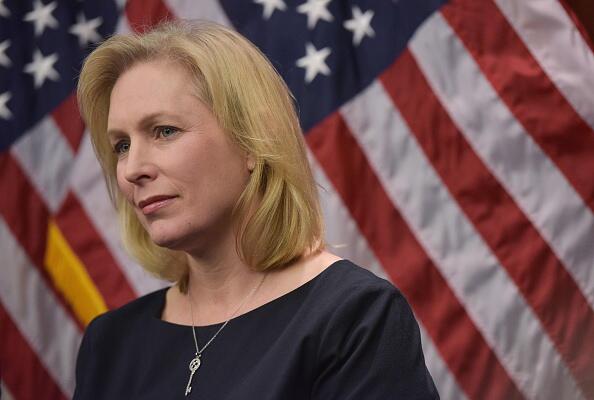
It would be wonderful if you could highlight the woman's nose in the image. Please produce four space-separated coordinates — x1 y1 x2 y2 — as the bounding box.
123 141 157 184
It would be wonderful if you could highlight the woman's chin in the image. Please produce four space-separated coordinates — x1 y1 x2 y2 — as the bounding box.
148 232 186 250
149 231 205 254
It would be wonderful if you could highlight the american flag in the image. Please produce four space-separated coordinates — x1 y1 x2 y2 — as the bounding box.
1 0 593 399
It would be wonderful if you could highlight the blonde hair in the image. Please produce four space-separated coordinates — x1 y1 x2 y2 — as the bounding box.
77 20 324 292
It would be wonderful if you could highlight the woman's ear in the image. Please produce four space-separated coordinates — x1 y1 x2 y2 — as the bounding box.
247 154 256 172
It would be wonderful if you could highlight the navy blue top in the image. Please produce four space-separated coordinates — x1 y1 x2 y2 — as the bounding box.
73 260 439 399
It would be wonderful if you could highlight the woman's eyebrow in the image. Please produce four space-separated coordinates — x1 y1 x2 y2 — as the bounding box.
107 112 179 139
138 112 178 130
106 127 127 142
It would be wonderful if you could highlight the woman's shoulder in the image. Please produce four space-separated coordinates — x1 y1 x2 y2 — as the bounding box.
290 257 411 331
315 258 402 300
307 260 439 399
274 251 398 300
309 259 420 339
86 286 168 335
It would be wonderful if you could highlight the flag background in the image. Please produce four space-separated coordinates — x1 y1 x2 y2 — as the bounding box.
1 1 594 399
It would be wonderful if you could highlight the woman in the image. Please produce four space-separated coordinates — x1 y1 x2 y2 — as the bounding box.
74 21 438 399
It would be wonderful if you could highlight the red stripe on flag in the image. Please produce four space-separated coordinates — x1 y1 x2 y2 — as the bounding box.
125 0 174 33
306 115 523 400
0 153 83 331
0 302 69 400
0 155 47 269
52 92 85 152
441 0 594 213
382 49 594 397
55 192 137 309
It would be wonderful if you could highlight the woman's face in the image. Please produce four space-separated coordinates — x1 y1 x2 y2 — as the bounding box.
107 59 252 254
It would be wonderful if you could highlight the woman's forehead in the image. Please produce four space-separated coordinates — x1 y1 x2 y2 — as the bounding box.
112 60 192 99
107 61 201 128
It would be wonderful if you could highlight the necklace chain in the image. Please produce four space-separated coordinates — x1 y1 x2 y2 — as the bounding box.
188 273 267 356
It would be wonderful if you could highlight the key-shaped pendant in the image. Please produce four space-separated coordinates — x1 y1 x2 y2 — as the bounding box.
184 354 201 396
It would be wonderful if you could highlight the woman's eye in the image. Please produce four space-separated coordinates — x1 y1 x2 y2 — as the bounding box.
155 126 179 138
114 141 130 155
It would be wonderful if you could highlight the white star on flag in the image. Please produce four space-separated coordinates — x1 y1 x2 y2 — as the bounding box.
69 13 103 47
296 42 331 83
0 91 12 120
253 0 287 20
24 0 58 36
0 39 10 67
344 6 375 46
297 0 334 30
0 0 10 18
24 49 60 88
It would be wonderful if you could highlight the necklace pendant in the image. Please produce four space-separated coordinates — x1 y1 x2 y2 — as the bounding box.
184 354 201 396
189 354 201 371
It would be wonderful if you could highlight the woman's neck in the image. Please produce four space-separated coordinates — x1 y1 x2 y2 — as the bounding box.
182 250 266 324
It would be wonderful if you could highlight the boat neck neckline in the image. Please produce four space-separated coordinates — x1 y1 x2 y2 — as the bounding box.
151 259 347 329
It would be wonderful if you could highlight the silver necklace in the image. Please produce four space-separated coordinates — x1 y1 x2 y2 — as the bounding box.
184 273 267 397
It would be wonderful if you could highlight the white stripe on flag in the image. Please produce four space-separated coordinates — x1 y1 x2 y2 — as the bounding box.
164 0 232 26
10 117 74 213
70 133 166 296
0 381 15 400
309 153 468 400
410 11 594 311
494 0 594 130
340 79 583 400
114 0 126 10
116 10 132 34
0 219 81 398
